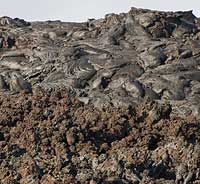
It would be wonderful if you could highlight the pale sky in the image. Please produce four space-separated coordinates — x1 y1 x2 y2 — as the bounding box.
1 0 200 22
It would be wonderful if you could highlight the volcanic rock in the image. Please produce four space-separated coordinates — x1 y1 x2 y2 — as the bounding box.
0 8 200 184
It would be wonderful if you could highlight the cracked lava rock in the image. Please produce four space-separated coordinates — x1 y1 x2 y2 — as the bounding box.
0 7 200 183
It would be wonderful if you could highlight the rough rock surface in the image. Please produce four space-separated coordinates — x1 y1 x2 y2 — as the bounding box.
0 91 200 184
0 8 200 183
